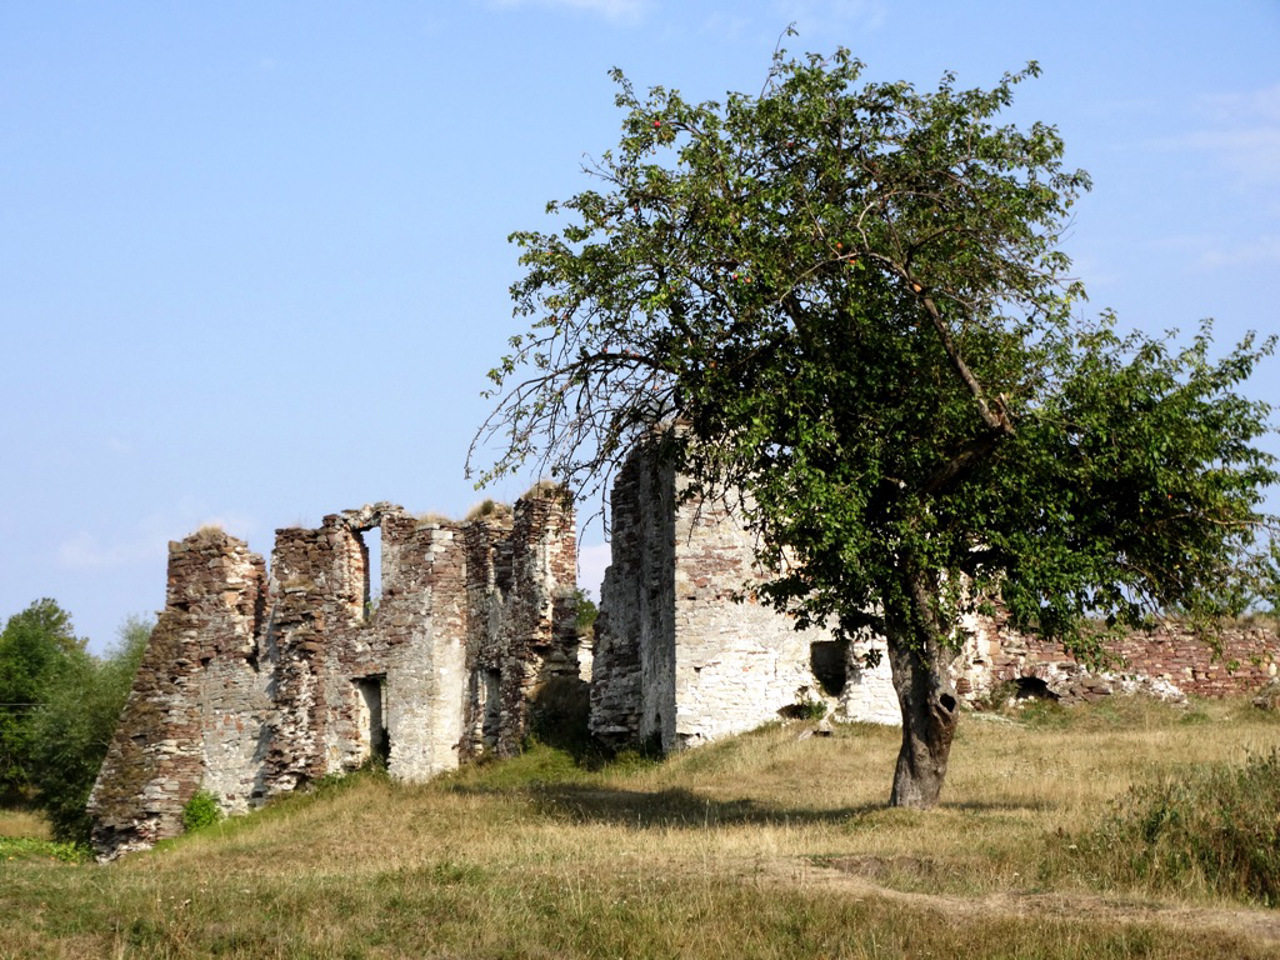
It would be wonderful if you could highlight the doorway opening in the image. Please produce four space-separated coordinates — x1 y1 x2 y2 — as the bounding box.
354 675 390 766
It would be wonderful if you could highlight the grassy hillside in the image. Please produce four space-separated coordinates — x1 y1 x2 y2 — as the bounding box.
3 696 1280 959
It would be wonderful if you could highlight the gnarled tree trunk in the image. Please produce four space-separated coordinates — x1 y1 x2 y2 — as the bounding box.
885 569 960 808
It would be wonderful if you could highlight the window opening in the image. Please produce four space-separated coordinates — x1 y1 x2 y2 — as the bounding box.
359 526 383 620
482 669 501 748
810 641 848 697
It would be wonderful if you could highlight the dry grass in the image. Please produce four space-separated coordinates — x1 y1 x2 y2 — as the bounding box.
0 808 49 840
2 696 1279 958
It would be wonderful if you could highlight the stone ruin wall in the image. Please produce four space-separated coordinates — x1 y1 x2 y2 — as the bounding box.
590 449 900 753
89 452 1280 859
957 611 1279 704
590 444 1280 752
88 491 577 860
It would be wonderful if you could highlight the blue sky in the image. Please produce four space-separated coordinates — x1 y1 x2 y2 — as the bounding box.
2 1 1277 652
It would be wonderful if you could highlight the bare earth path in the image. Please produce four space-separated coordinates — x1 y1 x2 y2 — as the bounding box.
754 855 1280 950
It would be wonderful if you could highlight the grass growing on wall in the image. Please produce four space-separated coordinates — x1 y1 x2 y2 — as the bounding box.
2 696 1280 959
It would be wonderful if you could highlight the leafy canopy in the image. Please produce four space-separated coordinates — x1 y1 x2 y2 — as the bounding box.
0 601 150 842
474 43 1278 654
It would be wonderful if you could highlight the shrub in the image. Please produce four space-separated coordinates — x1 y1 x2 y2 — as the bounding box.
181 789 223 833
1073 749 1280 905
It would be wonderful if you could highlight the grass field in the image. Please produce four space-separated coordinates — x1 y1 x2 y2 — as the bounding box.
2 695 1279 959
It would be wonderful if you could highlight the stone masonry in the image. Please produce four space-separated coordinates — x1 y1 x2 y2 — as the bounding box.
90 451 1278 859
589 442 1280 751
590 445 899 752
88 490 577 860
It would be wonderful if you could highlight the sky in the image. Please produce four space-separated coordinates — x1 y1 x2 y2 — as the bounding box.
2 0 1277 653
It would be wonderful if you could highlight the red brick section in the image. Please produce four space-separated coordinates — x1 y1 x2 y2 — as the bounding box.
984 619 1279 699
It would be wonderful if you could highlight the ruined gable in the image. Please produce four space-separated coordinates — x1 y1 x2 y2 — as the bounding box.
88 491 577 860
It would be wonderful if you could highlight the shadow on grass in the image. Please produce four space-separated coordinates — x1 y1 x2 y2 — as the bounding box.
524 783 885 827
450 779 1049 828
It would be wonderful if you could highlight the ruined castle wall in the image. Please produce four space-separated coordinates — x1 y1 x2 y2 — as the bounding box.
957 612 1279 704
88 529 267 858
380 516 469 782
462 491 579 758
258 506 475 792
590 452 678 747
91 495 577 860
591 446 900 752
667 487 900 745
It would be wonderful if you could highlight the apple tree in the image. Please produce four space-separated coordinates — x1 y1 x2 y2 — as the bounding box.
472 44 1278 806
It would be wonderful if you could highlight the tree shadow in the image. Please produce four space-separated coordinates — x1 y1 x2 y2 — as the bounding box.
446 780 1052 827
487 781 884 827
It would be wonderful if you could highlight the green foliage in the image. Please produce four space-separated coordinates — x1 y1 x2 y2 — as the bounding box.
0 599 85 794
181 789 224 833
571 588 598 633
798 698 828 721
474 43 1276 656
4 610 151 842
0 834 90 864
473 42 1277 801
1074 750 1280 905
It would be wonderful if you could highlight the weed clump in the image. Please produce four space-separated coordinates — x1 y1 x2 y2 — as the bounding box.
1072 749 1280 905
181 789 224 833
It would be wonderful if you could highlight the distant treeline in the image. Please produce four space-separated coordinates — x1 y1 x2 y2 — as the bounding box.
0 599 149 843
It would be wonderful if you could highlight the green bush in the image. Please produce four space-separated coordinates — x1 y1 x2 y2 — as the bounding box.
1074 749 1280 905
181 789 224 833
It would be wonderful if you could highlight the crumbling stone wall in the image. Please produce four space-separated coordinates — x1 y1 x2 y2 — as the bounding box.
590 445 899 752
957 610 1278 704
88 528 268 859
461 490 579 758
591 444 1280 750
89 491 577 860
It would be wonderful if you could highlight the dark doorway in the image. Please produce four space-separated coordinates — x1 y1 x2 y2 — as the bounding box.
355 675 389 765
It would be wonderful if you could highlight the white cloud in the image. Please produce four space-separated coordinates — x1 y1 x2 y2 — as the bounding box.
487 0 647 24
1196 234 1280 270
772 0 887 37
700 12 753 41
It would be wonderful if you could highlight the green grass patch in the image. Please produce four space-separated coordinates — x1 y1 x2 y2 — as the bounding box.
0 835 90 864
1060 748 1280 905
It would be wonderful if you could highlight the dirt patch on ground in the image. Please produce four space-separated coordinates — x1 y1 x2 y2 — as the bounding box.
757 856 1280 950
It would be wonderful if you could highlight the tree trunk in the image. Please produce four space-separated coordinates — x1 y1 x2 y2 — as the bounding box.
885 571 960 809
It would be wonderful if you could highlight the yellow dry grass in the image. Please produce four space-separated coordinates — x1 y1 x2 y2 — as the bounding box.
0 808 49 840
3 695 1279 959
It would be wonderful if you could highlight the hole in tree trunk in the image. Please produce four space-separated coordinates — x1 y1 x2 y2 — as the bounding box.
939 693 956 713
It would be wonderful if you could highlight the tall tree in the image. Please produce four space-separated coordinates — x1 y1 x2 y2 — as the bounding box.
0 598 84 794
26 614 151 842
472 44 1278 806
